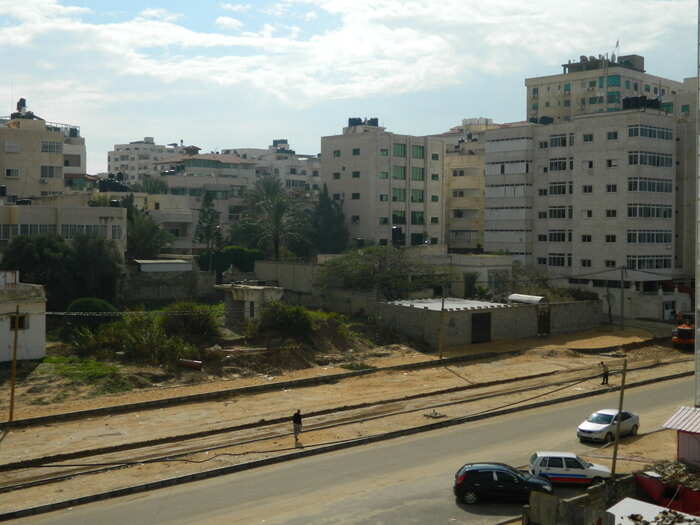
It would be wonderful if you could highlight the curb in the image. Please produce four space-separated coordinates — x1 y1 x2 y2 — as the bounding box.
0 369 691 522
1 350 519 429
574 336 671 354
1 358 688 472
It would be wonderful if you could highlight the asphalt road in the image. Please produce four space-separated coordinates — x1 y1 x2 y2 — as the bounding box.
16 377 693 525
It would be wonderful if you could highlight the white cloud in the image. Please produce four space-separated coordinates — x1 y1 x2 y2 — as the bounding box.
137 8 182 22
215 16 244 31
220 2 251 12
0 0 694 108
303 10 318 21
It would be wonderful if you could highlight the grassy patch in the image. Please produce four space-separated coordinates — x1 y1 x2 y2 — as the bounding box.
339 362 377 371
44 356 121 384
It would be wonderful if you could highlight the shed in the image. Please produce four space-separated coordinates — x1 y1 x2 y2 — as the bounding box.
607 497 698 523
133 259 193 273
507 293 547 304
663 406 700 469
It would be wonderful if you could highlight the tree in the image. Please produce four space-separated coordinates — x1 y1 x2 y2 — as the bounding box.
231 175 305 261
316 246 448 300
312 184 349 253
121 194 173 259
129 175 169 195
69 234 123 303
195 192 222 266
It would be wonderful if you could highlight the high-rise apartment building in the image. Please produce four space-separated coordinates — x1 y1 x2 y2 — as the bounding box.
107 137 197 182
0 99 86 199
484 54 696 319
222 140 321 196
321 119 445 247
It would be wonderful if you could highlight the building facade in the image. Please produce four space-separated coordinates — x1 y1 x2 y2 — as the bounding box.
0 101 86 199
0 271 46 362
321 119 446 246
222 139 321 196
107 137 198 182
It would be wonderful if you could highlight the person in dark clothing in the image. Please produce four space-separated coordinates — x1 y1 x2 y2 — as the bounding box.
600 361 609 385
292 409 303 445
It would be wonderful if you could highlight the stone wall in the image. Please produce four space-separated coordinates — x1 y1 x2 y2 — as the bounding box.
118 269 216 304
254 261 316 294
550 301 604 334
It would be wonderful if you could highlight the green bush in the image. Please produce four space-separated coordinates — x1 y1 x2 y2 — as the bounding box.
62 297 118 340
258 301 313 341
160 302 219 344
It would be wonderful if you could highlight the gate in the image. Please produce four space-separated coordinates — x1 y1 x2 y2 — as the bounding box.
471 312 492 344
537 306 551 335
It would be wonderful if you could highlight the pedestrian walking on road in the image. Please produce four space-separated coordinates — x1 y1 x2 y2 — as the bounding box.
600 361 609 385
292 409 303 446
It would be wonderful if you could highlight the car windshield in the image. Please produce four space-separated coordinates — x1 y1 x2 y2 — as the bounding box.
587 413 614 424
576 456 593 468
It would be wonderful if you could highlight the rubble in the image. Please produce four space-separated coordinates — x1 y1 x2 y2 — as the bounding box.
628 509 700 523
644 460 700 491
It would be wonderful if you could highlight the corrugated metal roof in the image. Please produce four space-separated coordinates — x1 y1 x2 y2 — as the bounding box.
663 406 700 433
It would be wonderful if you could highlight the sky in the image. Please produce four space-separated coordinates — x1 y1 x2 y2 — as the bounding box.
0 0 696 173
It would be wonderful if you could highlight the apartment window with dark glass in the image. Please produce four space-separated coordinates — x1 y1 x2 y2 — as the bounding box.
607 131 618 140
431 195 439 202
582 185 593 193
605 260 616 268
411 211 425 225
431 153 439 160
537 257 547 265
379 217 389 225
378 171 389 179
581 235 592 242
431 173 439 181
581 259 591 267
430 216 439 224
393 143 406 157
333 150 341 157
453 169 465 177
538 234 547 241
352 171 360 178
380 148 389 156
550 134 567 147
333 172 341 179
392 210 406 224
392 166 406 180
411 145 425 159
352 148 360 156
410 189 424 203
10 314 28 330
606 209 617 217
583 134 594 143
379 194 388 202
605 235 616 243
411 167 425 181
606 184 617 192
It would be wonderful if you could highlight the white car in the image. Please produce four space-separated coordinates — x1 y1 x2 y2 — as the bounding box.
529 451 611 485
577 409 640 442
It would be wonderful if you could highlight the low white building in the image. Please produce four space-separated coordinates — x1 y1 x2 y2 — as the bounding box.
0 271 46 362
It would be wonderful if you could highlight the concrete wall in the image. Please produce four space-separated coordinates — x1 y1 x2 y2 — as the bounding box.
0 281 46 361
118 268 216 304
550 301 603 334
255 261 317 294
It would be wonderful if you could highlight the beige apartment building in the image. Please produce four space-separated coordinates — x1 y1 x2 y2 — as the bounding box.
222 139 321 195
0 102 86 199
321 119 446 247
107 137 198 182
526 54 684 123
484 54 696 319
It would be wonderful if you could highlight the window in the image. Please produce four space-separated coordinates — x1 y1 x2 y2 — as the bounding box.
453 210 464 218
10 314 28 330
333 150 341 158
411 211 425 225
605 260 616 268
452 169 465 177
550 134 567 147
392 210 406 224
392 188 406 202
538 212 547 219
332 193 341 200
565 458 584 469
548 230 566 242
607 131 618 140
606 184 617 193
380 148 389 156
431 173 439 181
431 153 439 160
581 259 591 267
563 99 571 107
585 209 593 218
607 91 621 103
393 143 406 157
549 158 567 171
537 234 547 241
538 189 547 196
431 195 439 202
378 171 389 179
392 166 406 180
628 177 673 193
627 203 673 218
5 168 20 177
627 255 672 269
333 172 341 180
607 159 618 168
537 257 547 265
582 185 593 194
583 134 594 143
627 230 672 243
379 194 389 202
411 167 425 181
548 207 566 219
430 216 439 224
606 209 617 217
41 141 62 153
582 160 593 169
581 235 592 242
410 189 424 203
352 171 360 178
379 217 389 225
605 235 616 243
40 166 61 178
548 254 565 267
411 145 425 159
351 215 360 224
532 87 539 96
352 148 360 156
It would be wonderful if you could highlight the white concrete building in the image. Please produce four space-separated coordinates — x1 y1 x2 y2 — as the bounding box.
222 139 321 196
321 118 446 247
107 137 199 182
0 271 46 362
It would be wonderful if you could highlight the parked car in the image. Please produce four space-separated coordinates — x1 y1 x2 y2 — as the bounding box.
577 409 640 442
529 451 611 485
453 462 552 504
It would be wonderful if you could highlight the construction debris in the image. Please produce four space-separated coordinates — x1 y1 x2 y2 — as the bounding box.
628 509 700 523
644 460 700 491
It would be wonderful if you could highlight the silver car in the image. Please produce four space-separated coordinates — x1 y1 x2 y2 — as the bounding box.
577 409 639 442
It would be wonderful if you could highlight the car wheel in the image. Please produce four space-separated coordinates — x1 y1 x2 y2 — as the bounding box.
605 432 614 443
630 424 639 436
462 491 478 505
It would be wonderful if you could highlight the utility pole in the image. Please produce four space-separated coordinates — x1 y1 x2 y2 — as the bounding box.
437 292 446 360
8 305 19 423
694 0 700 408
611 358 628 476
619 266 625 331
